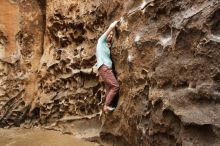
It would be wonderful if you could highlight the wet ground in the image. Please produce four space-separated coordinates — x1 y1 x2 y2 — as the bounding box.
0 128 97 146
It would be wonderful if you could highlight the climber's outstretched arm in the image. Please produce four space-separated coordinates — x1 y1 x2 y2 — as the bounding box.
100 21 118 40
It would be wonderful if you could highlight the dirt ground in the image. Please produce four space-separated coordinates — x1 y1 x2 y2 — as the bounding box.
0 128 97 146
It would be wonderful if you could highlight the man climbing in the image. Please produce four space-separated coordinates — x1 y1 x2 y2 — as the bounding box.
96 21 119 114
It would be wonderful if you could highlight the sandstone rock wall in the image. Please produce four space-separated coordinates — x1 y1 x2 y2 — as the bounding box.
0 0 220 146
0 0 45 126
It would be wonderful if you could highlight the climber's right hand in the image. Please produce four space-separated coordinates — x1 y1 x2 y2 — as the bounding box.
102 20 119 38
109 20 119 28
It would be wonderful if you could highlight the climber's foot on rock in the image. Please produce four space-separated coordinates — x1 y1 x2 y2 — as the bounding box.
103 105 115 114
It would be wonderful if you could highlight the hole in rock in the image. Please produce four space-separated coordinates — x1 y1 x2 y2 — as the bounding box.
185 124 216 144
212 72 220 82
210 9 220 35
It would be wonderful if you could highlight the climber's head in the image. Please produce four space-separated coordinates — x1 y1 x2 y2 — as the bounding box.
107 31 114 44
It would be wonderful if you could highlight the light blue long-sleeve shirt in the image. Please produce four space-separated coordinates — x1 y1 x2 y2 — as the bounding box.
96 34 112 69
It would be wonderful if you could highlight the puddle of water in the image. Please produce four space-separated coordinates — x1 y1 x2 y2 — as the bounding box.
0 128 97 146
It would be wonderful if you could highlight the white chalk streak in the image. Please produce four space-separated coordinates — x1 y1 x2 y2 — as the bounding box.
210 34 220 42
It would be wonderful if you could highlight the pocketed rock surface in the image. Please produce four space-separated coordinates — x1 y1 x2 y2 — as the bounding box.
0 0 220 146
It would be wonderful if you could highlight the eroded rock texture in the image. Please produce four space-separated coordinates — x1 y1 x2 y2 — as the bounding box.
0 0 220 146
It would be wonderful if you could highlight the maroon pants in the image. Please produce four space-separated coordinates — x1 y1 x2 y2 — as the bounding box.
98 65 119 106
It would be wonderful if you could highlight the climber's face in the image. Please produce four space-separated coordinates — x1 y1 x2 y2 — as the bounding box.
107 31 113 43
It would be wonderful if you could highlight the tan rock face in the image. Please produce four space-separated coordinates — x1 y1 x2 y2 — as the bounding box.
0 0 20 58
0 0 220 146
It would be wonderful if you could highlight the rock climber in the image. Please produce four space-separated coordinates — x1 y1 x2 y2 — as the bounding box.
96 21 120 114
